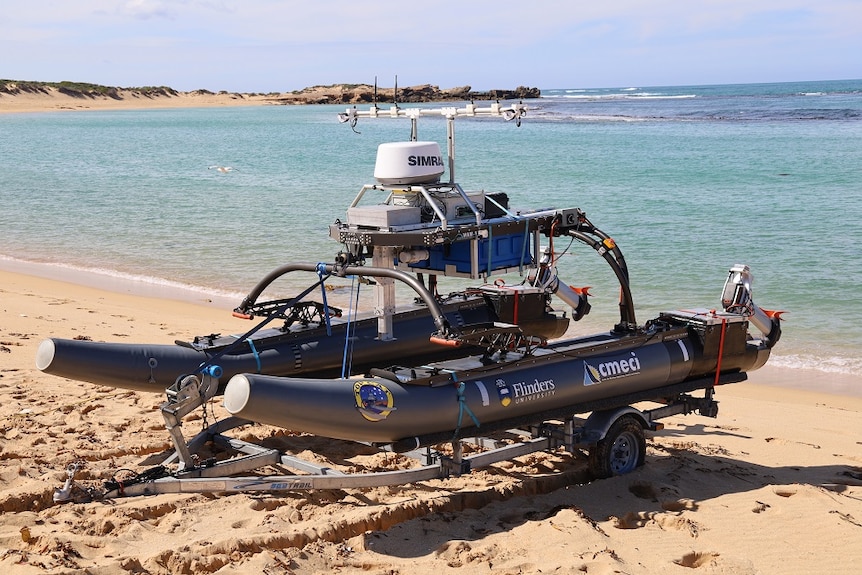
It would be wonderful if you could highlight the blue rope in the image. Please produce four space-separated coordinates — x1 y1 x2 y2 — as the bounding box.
520 220 530 274
453 376 480 440
316 263 333 336
245 338 262 373
341 275 361 379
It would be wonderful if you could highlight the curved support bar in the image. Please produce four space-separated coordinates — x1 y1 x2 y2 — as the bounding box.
565 229 637 329
583 220 630 283
235 262 327 313
235 262 454 337
538 211 635 328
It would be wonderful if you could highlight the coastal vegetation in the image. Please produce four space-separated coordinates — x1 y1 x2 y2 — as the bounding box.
0 79 539 104
0 80 179 98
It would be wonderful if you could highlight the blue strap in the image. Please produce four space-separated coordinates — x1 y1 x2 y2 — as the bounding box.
245 338 261 373
341 275 361 379
316 263 333 336
453 378 480 439
486 224 493 276
520 220 530 274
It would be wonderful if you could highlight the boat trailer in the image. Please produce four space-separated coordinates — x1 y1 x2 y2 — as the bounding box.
57 370 738 500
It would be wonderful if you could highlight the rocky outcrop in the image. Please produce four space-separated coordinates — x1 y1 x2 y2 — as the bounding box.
268 84 540 105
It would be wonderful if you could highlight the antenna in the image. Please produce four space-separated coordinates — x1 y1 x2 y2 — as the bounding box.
339 95 527 170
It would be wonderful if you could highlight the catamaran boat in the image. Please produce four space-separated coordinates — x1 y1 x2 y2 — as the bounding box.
38 100 782 499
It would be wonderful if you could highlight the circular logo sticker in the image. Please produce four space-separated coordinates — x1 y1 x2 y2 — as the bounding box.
354 381 395 422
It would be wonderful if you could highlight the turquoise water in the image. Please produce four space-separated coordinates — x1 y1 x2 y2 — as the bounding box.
2 79 861 376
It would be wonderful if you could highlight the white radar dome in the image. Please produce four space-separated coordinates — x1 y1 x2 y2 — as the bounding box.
374 141 445 185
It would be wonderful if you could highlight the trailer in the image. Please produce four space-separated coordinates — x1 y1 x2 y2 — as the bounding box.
54 369 740 500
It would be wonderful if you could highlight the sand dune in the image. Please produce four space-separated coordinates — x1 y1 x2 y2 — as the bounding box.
1 268 861 574
0 86 276 114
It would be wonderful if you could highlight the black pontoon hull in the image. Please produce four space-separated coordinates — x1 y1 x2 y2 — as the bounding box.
223 311 770 445
35 298 567 393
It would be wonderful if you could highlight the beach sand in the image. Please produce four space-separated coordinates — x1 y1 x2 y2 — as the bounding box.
0 88 279 114
2 268 861 574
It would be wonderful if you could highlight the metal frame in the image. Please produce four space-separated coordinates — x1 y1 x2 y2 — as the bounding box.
82 372 735 499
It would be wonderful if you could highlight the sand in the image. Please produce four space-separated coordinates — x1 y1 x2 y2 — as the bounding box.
0 88 281 114
1 267 861 574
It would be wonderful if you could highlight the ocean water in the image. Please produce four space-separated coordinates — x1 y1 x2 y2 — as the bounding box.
1 79 861 377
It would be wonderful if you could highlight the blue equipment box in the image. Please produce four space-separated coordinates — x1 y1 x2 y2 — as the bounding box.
408 232 533 275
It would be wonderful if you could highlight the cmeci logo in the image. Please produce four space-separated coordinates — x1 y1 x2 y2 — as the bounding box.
583 351 642 386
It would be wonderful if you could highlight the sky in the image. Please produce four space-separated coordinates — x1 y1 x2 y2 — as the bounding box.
2 1 860 93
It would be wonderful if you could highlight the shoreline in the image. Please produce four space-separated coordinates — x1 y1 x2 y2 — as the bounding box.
0 89 280 114
0 254 243 311
0 83 540 114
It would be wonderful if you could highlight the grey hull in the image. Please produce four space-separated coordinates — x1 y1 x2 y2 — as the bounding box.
36 299 566 393
223 323 770 445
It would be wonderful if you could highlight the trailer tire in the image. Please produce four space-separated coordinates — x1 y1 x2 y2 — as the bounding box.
588 414 646 479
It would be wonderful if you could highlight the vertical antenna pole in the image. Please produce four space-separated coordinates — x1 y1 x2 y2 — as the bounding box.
446 115 456 184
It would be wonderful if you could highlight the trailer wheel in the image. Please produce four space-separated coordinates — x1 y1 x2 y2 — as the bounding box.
588 415 646 479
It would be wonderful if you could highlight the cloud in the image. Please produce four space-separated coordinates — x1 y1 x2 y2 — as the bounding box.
120 0 178 20
1 0 859 91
